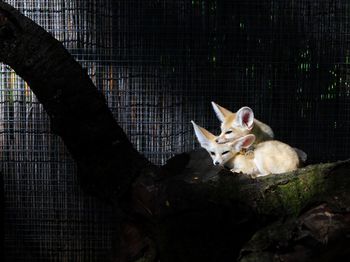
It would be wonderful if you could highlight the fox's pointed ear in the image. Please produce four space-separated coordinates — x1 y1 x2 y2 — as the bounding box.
230 134 255 152
236 106 254 130
211 102 233 122
191 121 215 147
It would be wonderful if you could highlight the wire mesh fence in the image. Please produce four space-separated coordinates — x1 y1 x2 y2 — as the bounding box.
1 0 116 261
1 0 350 261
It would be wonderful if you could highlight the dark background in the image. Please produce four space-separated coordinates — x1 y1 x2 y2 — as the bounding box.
118 0 350 164
1 0 349 260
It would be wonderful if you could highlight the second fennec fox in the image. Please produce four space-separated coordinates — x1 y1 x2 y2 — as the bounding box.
191 121 300 177
211 102 274 144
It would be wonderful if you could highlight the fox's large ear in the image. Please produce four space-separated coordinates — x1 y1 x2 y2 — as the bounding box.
230 134 255 152
236 106 254 130
191 121 215 148
211 102 233 122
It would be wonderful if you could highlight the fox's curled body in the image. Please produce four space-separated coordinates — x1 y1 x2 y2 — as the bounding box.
226 140 300 177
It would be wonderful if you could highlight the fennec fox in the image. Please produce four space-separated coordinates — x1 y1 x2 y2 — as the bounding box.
211 102 274 144
191 121 237 166
191 121 299 177
228 135 300 177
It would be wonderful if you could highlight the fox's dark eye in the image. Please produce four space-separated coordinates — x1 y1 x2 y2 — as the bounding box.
225 131 233 134
222 151 230 155
210 151 215 156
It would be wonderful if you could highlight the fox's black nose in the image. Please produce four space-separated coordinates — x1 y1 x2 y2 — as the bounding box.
214 161 220 165
215 138 219 143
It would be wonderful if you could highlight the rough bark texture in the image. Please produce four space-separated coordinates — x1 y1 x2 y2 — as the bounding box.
150 150 350 262
0 2 349 262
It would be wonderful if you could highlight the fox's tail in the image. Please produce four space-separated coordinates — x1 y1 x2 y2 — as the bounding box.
293 147 307 163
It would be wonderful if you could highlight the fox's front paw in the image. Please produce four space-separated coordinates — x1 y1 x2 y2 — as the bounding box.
230 168 239 174
249 173 257 179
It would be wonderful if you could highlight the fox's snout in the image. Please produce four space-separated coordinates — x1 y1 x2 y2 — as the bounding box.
214 161 220 166
215 137 227 144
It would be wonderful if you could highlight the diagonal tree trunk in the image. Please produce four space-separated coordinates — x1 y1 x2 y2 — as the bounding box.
0 2 349 262
0 1 151 201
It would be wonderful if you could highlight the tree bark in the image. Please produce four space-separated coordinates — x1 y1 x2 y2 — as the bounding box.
0 2 151 201
150 151 350 262
0 2 349 262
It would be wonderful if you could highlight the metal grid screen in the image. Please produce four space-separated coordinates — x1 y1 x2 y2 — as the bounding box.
1 0 116 261
1 0 350 261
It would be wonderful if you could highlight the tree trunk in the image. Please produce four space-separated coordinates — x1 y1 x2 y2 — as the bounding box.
0 3 349 262
0 2 151 201
151 150 350 262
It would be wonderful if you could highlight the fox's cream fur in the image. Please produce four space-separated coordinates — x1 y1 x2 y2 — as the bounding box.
191 121 236 166
211 102 274 144
191 121 299 177
228 136 300 177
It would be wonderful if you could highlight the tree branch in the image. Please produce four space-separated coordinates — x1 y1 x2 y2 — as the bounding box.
128 149 350 261
0 2 151 200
